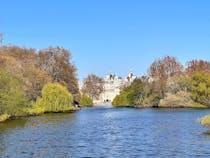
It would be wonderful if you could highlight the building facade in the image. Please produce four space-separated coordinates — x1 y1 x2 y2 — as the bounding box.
94 72 137 105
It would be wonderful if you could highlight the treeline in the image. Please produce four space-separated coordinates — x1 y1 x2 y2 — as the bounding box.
113 56 210 108
0 45 92 122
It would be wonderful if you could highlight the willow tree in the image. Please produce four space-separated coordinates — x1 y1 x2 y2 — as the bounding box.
32 83 76 113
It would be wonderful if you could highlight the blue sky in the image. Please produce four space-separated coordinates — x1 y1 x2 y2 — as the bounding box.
1 0 210 79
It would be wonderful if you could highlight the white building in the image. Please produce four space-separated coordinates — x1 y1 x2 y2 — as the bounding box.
96 72 137 105
79 72 137 105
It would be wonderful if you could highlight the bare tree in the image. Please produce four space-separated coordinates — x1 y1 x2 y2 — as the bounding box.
82 74 104 100
186 60 210 75
0 33 3 46
149 56 183 80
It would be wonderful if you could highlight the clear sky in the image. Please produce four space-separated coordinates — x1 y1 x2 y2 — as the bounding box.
1 0 210 79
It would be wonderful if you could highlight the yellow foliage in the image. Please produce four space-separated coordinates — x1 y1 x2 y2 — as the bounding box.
198 114 210 127
159 91 207 108
33 83 77 113
0 114 10 122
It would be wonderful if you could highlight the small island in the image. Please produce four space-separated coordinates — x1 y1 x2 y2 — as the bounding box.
111 57 210 110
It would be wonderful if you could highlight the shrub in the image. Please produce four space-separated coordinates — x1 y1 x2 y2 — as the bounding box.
32 83 77 113
112 79 145 107
79 94 93 107
112 92 130 107
198 114 210 127
159 91 206 108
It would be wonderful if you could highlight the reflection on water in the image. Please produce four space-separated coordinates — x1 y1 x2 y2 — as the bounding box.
202 131 210 137
0 107 210 157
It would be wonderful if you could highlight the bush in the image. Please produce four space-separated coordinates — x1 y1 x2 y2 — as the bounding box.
143 95 161 107
159 91 206 108
112 79 145 107
198 114 210 127
112 92 130 107
79 94 93 107
32 83 77 113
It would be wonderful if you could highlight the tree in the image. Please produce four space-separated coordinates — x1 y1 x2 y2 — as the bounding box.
0 54 51 101
0 54 24 77
33 83 76 113
190 72 210 106
0 33 3 46
149 56 183 80
0 46 37 65
186 60 210 75
123 79 145 105
112 92 130 106
165 76 191 95
82 74 104 100
22 65 52 101
0 69 29 116
147 56 183 105
79 94 93 107
37 47 79 100
112 79 145 106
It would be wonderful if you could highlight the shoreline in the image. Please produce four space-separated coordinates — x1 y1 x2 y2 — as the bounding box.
1 105 210 123
0 108 80 123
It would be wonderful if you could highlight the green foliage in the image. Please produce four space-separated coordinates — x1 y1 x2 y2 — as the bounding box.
113 71 210 108
32 83 76 113
0 69 29 117
143 94 161 107
0 45 80 122
0 46 80 102
0 114 10 122
112 92 130 107
112 78 166 107
190 72 210 106
112 79 144 106
176 77 191 92
144 80 166 107
24 104 45 116
79 94 93 107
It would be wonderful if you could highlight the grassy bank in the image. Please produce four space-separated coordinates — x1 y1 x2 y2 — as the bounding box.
0 83 79 123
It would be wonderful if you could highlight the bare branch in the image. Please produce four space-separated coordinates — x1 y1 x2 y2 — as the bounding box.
0 33 3 46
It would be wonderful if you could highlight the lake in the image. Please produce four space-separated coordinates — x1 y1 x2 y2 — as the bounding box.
1 106 210 158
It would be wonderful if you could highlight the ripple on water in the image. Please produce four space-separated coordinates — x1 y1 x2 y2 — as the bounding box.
1 108 210 157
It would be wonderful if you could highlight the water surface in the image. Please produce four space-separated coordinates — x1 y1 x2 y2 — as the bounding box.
1 106 210 157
